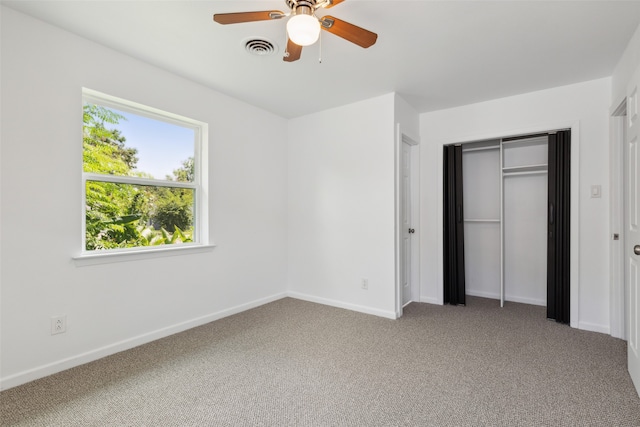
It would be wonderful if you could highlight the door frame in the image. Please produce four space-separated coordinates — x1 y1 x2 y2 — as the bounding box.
395 124 420 317
610 99 628 340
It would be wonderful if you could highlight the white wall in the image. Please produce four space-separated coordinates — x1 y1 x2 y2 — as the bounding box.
0 7 288 389
612 23 640 109
287 94 398 318
420 78 612 333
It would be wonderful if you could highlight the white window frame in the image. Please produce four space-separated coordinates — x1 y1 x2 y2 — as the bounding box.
76 88 211 263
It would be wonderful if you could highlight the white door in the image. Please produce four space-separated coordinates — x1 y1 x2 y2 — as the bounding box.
402 141 412 305
626 64 640 395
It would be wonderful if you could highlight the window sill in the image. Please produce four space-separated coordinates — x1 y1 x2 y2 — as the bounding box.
72 244 216 267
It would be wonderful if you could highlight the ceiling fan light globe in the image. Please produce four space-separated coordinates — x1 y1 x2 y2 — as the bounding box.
287 14 320 46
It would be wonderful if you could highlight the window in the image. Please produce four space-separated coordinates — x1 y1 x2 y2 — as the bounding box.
81 88 208 255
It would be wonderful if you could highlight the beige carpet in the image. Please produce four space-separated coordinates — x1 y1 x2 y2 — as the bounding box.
1 297 639 426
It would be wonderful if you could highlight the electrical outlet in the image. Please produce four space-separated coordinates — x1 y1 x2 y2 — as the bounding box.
51 315 67 335
361 279 368 290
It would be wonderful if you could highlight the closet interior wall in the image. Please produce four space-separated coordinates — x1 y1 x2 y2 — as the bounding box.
462 136 549 307
502 136 548 306
463 141 501 301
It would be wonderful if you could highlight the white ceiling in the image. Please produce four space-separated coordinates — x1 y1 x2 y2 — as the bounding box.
3 0 640 118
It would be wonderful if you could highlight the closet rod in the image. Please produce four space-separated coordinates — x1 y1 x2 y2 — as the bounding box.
462 145 500 153
503 170 548 177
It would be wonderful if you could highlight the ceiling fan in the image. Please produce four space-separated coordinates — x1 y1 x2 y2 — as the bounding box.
213 0 378 62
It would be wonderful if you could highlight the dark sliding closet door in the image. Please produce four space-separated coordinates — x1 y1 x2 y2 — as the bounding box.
547 130 571 323
443 145 466 305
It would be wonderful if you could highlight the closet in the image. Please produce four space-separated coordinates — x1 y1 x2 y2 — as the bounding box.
443 131 570 322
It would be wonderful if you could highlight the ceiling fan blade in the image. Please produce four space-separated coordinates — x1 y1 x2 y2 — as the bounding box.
283 38 302 62
323 0 345 8
320 16 377 48
213 11 285 25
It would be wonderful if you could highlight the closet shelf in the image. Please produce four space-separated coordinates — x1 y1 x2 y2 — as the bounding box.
502 164 548 175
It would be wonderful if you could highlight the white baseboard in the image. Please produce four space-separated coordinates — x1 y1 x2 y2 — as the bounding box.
286 291 397 319
420 296 442 305
498 296 547 307
578 321 610 335
465 290 547 307
0 292 287 391
465 290 500 300
504 295 546 307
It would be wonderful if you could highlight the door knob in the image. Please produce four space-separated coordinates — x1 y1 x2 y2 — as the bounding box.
408 228 415 234
635 245 640 256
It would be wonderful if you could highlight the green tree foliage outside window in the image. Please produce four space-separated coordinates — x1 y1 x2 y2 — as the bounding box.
83 104 195 250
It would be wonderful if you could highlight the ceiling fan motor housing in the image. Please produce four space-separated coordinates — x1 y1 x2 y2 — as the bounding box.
287 0 316 17
286 0 319 11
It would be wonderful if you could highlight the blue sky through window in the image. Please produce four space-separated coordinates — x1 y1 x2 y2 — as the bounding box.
108 107 195 180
